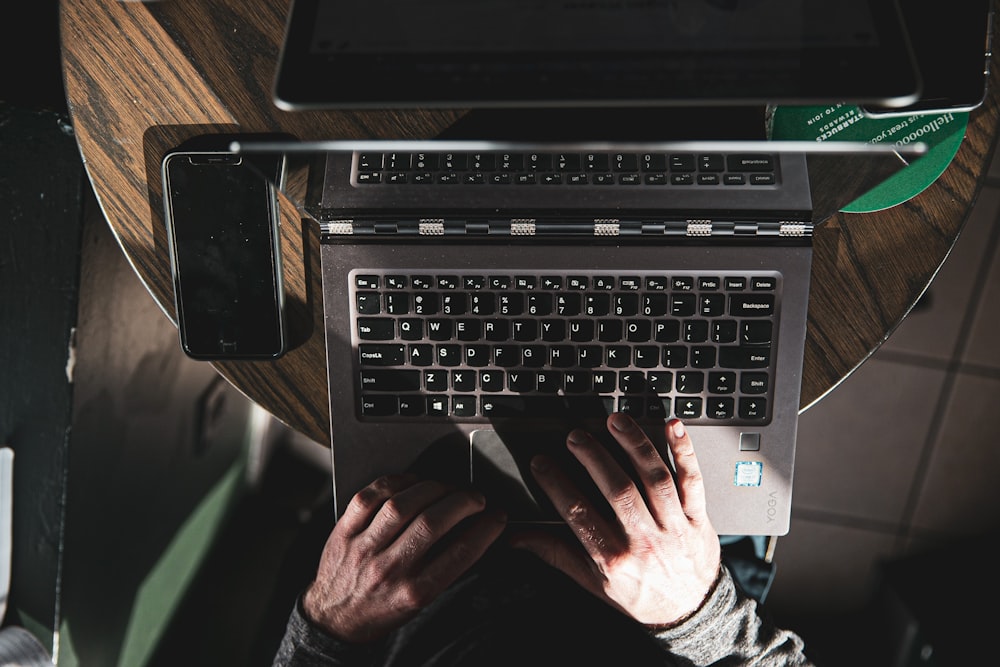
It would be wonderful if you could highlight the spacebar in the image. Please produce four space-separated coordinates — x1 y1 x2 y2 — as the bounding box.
481 395 614 418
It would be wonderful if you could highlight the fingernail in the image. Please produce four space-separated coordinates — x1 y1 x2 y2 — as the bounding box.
567 429 588 445
530 455 550 473
671 420 686 439
611 413 630 432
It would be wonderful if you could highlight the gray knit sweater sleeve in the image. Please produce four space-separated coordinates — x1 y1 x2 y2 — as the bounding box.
653 567 814 666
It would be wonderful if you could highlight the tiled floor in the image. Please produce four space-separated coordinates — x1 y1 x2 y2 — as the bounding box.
761 143 1000 660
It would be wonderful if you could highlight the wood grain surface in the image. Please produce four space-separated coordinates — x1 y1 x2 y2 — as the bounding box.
60 0 999 446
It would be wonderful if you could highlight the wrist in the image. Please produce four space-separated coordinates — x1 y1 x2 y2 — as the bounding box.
644 563 724 632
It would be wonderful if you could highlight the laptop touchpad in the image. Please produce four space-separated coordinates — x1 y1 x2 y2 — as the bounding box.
471 428 618 523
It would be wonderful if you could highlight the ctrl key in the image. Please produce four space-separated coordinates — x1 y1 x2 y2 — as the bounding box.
361 395 398 416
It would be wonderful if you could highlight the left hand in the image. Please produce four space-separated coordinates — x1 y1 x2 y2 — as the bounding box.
509 413 721 627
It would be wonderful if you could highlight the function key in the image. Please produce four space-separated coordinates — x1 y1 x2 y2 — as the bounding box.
672 276 695 291
724 174 747 185
462 275 486 289
541 276 563 289
514 276 537 290
437 275 459 289
385 275 408 289
567 276 589 290
411 275 434 290
645 276 669 290
356 172 381 184
619 276 642 290
593 276 615 290
489 275 511 289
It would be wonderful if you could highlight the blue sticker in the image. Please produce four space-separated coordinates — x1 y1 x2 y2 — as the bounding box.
734 461 763 487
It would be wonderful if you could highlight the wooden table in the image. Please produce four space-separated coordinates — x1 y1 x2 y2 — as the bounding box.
60 0 1000 447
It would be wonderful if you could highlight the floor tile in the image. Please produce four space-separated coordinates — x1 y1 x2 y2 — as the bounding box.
792 358 946 524
908 373 1000 536
766 517 898 616
878 186 1000 362
960 230 1000 370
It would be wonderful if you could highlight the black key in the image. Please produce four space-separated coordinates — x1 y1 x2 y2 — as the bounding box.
556 294 582 316
356 292 380 314
676 397 703 419
727 154 775 171
360 370 419 391
647 371 672 393
634 346 659 368
739 397 767 420
357 318 394 340
712 320 738 343
578 346 602 368
662 345 687 368
675 371 705 393
540 319 566 342
707 397 735 419
355 274 379 289
426 318 452 340
700 293 726 317
625 319 651 342
741 372 769 394
654 320 680 342
413 293 440 314
527 293 553 315
690 346 716 368
423 369 448 391
598 320 623 342
508 370 535 392
699 154 725 172
452 395 478 417
359 344 404 366
709 371 737 394
451 370 476 392
436 344 462 366
671 293 697 317
613 293 639 316
360 395 397 416
465 344 490 366
718 347 771 368
493 344 521 367
569 320 595 341
614 153 639 171
410 153 437 170
399 318 423 340
683 320 709 343
670 154 696 171
479 370 504 392
456 318 481 341
585 294 611 316
408 344 433 366
741 321 773 345
398 395 424 416
729 294 774 317
385 292 410 314
536 370 563 393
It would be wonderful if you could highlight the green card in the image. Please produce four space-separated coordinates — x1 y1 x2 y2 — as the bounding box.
768 104 967 213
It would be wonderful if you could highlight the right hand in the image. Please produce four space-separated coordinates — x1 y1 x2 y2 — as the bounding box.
302 474 507 643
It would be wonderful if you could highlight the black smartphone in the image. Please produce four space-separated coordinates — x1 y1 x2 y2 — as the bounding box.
161 150 287 360
861 0 994 117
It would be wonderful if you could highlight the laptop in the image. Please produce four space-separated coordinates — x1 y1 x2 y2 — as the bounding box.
235 137 921 536
271 0 921 110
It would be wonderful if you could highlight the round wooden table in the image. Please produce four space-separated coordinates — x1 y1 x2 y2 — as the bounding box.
60 0 1000 447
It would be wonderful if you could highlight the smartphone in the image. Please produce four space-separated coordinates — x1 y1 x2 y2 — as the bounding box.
861 0 994 117
162 150 287 360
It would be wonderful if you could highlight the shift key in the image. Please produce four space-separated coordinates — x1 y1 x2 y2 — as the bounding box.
360 369 420 391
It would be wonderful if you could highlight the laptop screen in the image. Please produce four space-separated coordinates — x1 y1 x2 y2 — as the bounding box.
273 0 921 110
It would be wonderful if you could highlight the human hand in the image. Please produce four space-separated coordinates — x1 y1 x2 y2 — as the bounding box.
510 413 721 627
302 474 507 643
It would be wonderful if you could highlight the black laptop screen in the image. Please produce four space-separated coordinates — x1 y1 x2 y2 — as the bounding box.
273 0 920 110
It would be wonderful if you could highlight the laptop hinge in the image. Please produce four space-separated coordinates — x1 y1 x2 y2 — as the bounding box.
319 218 813 238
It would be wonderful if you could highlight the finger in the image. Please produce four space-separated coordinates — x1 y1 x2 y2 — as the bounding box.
419 509 508 594
339 473 419 537
564 426 654 532
529 454 622 562
387 488 490 562
665 419 711 525
365 480 453 549
605 412 683 524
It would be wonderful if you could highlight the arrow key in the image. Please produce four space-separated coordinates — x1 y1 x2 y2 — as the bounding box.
739 397 767 420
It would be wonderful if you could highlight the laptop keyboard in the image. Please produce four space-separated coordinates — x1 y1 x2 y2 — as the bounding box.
351 269 778 425
354 151 778 187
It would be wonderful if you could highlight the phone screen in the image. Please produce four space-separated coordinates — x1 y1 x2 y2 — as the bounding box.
163 152 286 359
863 0 993 116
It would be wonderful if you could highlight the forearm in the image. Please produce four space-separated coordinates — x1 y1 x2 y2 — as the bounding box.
652 566 814 666
272 596 383 667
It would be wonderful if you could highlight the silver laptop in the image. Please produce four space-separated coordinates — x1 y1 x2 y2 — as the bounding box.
236 138 920 536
